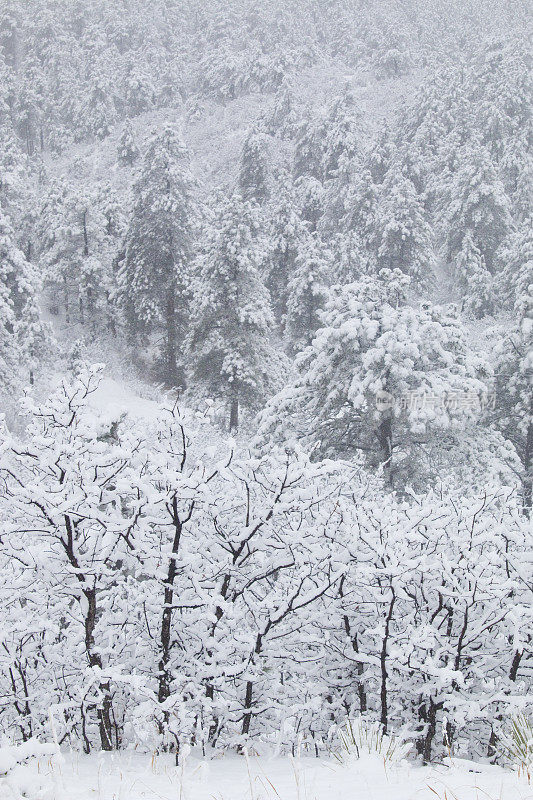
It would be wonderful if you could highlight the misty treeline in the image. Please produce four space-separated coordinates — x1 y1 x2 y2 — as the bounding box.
0 0 531 765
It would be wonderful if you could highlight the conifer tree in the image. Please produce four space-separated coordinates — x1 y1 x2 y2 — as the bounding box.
499 221 533 309
265 177 309 326
322 87 363 180
345 168 379 256
294 175 325 233
118 126 196 387
455 231 495 318
494 294 533 513
375 169 435 285
238 128 270 205
293 116 324 181
15 296 54 386
258 271 489 490
187 194 279 431
117 119 139 166
264 79 297 139
0 207 49 394
285 232 331 353
446 144 512 274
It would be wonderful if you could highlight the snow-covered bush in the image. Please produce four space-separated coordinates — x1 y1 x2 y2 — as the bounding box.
0 368 530 762
334 718 411 765
0 740 58 800
499 715 533 780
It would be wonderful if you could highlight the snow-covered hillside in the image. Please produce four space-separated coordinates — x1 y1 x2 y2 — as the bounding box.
0 0 530 784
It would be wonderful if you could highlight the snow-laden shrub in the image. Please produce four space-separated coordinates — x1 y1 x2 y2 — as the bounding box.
499 715 533 780
0 740 58 800
333 718 411 765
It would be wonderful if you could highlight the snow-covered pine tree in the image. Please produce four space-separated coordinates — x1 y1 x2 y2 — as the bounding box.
293 115 325 181
494 292 533 513
368 124 396 184
265 175 309 326
499 220 533 309
0 206 43 393
445 143 512 276
37 175 117 330
187 193 280 430
375 167 435 285
345 168 379 258
15 295 54 386
258 270 490 490
455 231 495 317
117 119 140 165
117 126 197 387
285 231 331 353
294 175 325 233
264 79 297 139
37 176 82 322
238 127 270 205
0 223 18 395
321 87 363 181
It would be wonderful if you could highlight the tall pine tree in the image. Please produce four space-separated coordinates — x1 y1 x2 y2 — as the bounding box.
187 194 279 430
118 126 197 387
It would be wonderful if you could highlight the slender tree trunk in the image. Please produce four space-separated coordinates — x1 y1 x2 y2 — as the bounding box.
82 210 89 257
164 286 181 387
62 516 114 751
63 276 70 323
377 416 393 487
241 633 263 739
105 291 116 336
8 663 32 741
341 599 367 712
229 395 239 432
422 699 438 763
523 416 532 516
205 574 231 744
488 648 524 760
84 587 113 751
380 591 395 732
157 497 182 754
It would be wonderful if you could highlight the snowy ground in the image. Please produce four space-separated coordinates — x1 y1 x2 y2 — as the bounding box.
4 751 531 800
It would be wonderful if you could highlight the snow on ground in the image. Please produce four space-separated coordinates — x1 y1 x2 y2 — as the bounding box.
4 751 531 800
88 376 162 425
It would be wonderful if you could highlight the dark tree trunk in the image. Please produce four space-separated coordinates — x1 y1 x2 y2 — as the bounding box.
157 497 182 746
62 515 114 751
488 648 523 759
205 574 231 744
342 609 367 713
105 291 116 336
421 699 439 763
164 286 181 387
377 416 393 487
84 587 113 751
380 592 395 732
8 663 32 741
82 210 89 256
63 276 70 323
241 633 263 739
523 417 532 516
229 396 239 432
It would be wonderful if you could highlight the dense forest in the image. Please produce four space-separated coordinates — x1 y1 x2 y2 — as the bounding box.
0 0 531 782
